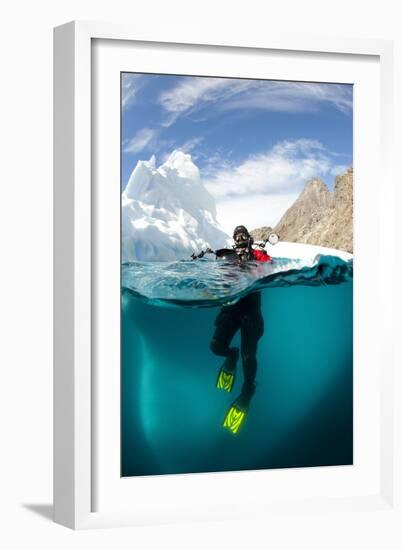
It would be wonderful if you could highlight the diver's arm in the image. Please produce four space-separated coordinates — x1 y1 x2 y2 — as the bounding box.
191 248 215 260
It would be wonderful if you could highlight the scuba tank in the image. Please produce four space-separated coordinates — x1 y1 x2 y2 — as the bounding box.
215 248 238 261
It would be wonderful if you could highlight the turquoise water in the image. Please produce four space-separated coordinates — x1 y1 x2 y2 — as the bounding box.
121 256 353 476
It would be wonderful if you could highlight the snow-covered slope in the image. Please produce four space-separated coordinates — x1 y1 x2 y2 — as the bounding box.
265 241 353 262
122 151 230 261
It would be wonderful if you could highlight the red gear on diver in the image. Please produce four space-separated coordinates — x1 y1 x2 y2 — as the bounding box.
252 248 272 262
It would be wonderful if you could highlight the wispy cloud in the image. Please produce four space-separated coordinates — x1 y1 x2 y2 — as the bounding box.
330 164 350 177
123 128 157 153
158 137 205 164
222 82 353 115
200 150 234 178
158 77 352 126
216 192 298 235
177 136 204 154
158 77 254 126
202 138 344 233
122 74 145 110
159 78 235 114
204 139 331 198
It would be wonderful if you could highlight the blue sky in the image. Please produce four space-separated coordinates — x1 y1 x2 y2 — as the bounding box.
121 73 352 232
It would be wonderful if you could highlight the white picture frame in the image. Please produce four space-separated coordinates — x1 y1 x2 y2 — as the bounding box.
54 20 399 530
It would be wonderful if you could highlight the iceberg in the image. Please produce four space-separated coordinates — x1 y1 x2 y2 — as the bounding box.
122 151 230 261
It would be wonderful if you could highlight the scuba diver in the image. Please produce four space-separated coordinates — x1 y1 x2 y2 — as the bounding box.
211 225 272 435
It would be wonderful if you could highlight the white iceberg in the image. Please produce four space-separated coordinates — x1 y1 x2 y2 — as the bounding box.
122 151 230 262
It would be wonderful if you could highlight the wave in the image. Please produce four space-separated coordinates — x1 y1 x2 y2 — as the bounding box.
121 254 353 309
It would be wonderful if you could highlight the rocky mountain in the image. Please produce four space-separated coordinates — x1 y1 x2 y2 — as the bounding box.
300 168 353 253
250 226 273 241
253 168 353 253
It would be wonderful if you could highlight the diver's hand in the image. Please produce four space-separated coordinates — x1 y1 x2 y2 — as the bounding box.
190 248 215 260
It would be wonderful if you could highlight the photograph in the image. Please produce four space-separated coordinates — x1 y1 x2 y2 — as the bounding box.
120 72 354 477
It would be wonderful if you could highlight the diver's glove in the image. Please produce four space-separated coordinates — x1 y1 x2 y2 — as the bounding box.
190 248 214 260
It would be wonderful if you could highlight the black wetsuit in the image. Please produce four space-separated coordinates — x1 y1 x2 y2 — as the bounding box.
210 291 264 394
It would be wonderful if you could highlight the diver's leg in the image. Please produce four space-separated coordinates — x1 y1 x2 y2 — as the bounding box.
210 307 239 360
222 317 263 434
222 299 265 433
239 308 264 401
211 308 240 392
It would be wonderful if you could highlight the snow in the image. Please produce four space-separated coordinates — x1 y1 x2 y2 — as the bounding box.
265 241 353 262
122 151 230 261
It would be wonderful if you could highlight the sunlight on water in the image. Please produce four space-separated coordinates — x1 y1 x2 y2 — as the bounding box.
122 255 352 306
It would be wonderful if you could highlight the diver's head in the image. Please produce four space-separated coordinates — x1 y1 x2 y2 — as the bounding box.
233 225 252 248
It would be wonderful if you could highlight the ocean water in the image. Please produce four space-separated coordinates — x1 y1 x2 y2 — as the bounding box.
121 255 353 476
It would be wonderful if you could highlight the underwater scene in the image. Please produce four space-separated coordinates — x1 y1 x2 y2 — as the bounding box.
120 72 353 477
121 252 353 476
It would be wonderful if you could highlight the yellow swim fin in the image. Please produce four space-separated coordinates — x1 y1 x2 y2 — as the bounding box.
223 403 247 435
222 384 255 435
216 350 239 392
216 367 235 392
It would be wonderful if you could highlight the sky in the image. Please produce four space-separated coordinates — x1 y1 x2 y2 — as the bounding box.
121 73 353 234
